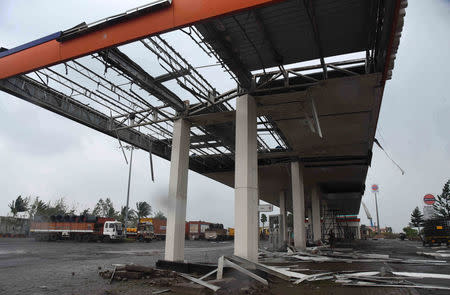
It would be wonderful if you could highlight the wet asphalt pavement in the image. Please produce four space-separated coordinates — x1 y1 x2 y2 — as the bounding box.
0 238 448 295
0 238 233 295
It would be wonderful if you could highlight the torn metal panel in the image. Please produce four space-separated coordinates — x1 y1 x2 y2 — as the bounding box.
178 273 221 292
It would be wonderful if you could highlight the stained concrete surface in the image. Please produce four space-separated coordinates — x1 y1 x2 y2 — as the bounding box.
0 238 448 295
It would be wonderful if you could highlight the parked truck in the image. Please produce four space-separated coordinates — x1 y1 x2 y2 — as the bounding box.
423 218 450 246
141 218 166 240
136 219 155 242
186 221 210 240
205 223 227 241
30 215 124 242
227 227 235 240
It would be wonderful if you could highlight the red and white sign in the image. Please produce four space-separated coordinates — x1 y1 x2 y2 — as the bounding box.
423 194 436 205
371 184 379 192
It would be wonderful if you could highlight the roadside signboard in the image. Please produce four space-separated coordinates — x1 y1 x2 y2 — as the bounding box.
371 184 379 192
423 194 436 205
258 204 273 212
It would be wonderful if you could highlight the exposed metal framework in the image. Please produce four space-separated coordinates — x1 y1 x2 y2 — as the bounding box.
0 0 407 204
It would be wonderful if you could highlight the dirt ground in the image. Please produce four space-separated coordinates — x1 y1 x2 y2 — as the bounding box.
0 238 448 295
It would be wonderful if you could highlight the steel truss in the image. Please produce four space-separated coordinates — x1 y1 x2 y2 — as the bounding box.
1 23 372 173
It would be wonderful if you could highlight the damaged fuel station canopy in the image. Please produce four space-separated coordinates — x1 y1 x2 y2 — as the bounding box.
0 0 406 216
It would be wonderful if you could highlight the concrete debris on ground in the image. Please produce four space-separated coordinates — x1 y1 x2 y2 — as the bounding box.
256 245 450 291
97 244 450 294
259 244 448 265
99 262 270 295
416 250 450 259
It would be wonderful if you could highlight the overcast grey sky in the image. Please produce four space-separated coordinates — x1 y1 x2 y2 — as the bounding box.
0 0 448 231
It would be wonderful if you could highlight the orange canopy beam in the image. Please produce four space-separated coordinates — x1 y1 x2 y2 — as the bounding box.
0 0 281 79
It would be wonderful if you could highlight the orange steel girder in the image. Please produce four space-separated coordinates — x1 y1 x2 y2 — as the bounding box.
0 0 282 80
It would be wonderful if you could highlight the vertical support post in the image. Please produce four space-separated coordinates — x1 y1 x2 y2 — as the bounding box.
279 190 287 242
291 161 306 250
165 118 190 261
311 185 321 243
234 94 258 262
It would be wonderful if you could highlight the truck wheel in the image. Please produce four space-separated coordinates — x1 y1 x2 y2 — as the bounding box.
103 236 110 243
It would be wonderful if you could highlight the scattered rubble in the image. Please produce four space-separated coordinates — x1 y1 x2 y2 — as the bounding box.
97 244 450 294
256 245 450 290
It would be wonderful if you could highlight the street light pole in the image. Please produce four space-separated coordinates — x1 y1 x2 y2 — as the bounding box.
124 116 135 230
374 191 380 234
124 146 134 230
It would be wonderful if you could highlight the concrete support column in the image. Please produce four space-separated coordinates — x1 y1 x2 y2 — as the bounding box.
279 190 287 242
165 118 190 261
234 94 258 262
291 161 306 250
311 185 321 243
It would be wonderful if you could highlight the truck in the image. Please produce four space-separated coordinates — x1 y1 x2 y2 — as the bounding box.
423 218 450 246
136 219 155 242
186 221 210 240
30 215 124 242
141 218 166 240
205 223 227 241
227 227 235 240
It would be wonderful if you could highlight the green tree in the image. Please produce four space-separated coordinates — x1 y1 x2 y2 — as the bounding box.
92 198 117 218
45 198 69 216
403 226 418 239
433 179 450 218
118 206 136 224
260 213 267 229
135 201 152 221
28 197 48 219
8 195 29 217
154 210 166 220
410 206 424 235
81 208 91 215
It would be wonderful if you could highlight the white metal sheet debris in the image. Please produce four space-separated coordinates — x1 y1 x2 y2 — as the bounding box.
392 272 450 280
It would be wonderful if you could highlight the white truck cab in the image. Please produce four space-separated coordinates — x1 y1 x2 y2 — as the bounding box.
103 221 124 240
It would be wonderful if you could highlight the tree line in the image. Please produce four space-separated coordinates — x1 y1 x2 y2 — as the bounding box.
7 196 166 226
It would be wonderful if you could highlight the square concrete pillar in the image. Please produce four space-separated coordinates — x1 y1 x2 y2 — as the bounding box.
311 185 321 243
234 94 258 262
291 161 306 250
279 190 287 242
165 118 190 261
